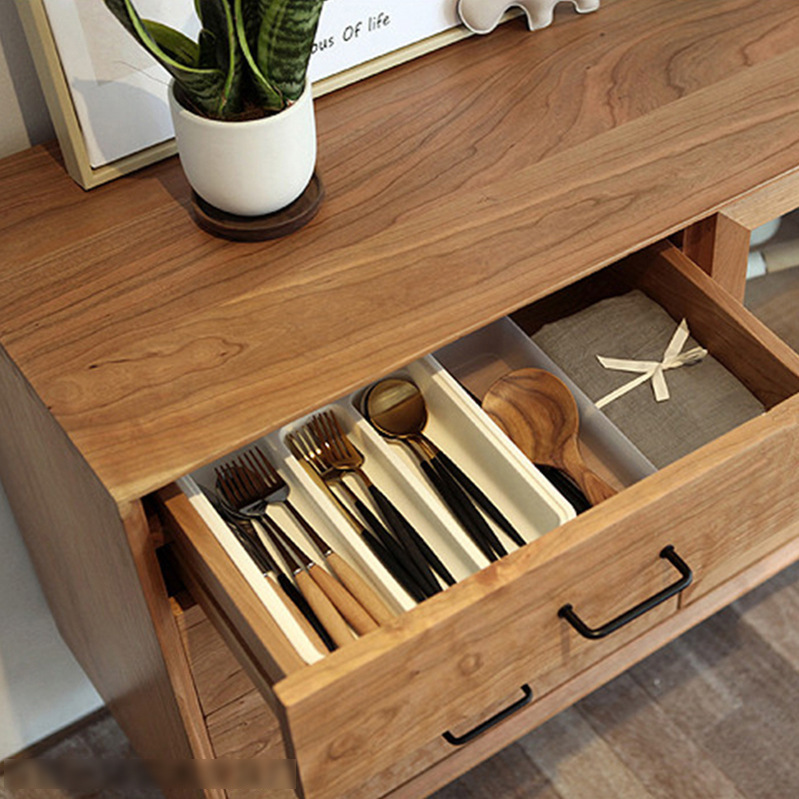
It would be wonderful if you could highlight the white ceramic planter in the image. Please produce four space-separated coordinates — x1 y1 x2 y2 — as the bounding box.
169 81 317 217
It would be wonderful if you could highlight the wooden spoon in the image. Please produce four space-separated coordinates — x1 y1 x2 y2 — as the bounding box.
482 368 617 507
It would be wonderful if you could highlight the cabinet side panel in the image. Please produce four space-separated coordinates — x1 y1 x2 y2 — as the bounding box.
0 346 202 798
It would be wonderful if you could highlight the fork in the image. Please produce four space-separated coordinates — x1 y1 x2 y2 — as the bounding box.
235 447 392 628
200 486 331 654
286 428 430 602
311 411 456 590
217 463 355 647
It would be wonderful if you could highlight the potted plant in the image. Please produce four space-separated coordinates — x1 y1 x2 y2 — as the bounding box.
103 0 324 217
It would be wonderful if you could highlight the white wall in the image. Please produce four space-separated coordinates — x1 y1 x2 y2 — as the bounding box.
0 484 103 758
0 1 53 155
0 2 103 759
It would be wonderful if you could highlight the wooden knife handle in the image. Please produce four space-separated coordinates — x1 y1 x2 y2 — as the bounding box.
326 552 395 626
308 562 378 635
295 570 355 648
265 574 327 655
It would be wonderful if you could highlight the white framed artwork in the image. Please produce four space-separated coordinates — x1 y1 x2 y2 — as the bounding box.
16 0 470 188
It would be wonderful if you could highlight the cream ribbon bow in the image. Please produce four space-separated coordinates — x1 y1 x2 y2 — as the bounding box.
594 319 707 409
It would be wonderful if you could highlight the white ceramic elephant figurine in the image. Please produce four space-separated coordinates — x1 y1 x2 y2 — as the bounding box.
458 0 601 35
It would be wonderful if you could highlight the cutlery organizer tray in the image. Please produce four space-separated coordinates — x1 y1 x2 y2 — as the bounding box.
434 317 658 498
177 355 573 664
158 239 799 799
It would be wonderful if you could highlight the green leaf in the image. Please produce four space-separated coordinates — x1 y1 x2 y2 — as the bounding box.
143 20 199 65
104 0 227 115
194 0 243 114
257 0 323 101
104 0 319 116
234 0 284 111
197 28 219 69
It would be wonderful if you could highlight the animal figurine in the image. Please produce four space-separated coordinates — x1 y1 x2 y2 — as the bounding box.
458 0 600 35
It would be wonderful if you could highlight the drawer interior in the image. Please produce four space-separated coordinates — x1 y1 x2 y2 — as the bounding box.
512 241 799 412
438 238 799 485
158 239 799 799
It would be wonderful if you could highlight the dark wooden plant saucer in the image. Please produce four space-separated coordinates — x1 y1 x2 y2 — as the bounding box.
191 172 324 241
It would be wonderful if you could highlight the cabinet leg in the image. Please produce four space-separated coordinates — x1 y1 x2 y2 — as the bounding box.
682 213 750 301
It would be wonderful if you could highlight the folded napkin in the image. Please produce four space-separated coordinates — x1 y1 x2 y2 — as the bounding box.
531 291 764 468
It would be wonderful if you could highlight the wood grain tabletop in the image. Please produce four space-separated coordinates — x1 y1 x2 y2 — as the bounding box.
2 0 799 504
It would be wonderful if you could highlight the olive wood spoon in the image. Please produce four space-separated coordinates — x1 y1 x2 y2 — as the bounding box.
482 368 617 507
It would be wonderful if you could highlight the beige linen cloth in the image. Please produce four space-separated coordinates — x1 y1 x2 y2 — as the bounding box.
531 291 764 468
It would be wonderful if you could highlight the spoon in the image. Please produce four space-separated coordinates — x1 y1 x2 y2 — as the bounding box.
364 378 524 557
482 368 617 507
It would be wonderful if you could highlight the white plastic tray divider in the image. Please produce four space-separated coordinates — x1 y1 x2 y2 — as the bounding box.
285 399 491 586
425 356 575 531
355 355 575 553
177 474 325 665
434 317 658 487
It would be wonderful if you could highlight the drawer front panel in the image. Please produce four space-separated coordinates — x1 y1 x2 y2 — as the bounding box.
164 405 799 799
164 476 685 797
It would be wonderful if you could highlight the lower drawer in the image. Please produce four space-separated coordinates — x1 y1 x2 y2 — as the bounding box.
158 240 799 799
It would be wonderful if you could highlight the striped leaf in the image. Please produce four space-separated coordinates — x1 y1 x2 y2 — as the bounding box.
256 0 323 101
143 21 199 65
104 0 320 116
104 0 240 118
194 0 243 114
234 0 284 111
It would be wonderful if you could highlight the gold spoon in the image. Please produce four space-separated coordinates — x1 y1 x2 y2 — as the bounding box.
482 368 617 507
363 379 433 460
364 378 524 556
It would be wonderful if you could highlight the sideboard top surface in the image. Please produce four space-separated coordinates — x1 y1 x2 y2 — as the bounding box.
2 0 799 503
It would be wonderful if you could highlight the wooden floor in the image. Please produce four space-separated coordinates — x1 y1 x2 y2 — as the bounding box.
2 269 797 799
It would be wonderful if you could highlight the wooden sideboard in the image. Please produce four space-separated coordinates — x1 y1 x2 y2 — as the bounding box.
3 1 799 796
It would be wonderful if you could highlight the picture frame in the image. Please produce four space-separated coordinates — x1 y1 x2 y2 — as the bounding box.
15 1 500 190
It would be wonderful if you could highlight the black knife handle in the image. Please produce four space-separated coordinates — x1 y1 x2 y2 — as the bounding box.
368 485 449 591
429 455 508 559
435 450 526 548
420 459 497 562
537 464 592 514
353 495 434 595
370 486 456 587
360 528 428 603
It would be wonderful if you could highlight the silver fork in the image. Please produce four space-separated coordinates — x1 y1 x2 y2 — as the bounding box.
216 458 355 647
219 448 387 630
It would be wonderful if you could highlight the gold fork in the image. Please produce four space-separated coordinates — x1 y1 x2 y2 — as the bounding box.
287 427 430 603
311 411 455 591
311 411 456 591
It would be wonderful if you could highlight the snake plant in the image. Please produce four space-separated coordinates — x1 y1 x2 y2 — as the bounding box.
103 0 324 119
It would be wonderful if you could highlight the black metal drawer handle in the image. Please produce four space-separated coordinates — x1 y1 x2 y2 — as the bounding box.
442 684 534 746
558 545 693 640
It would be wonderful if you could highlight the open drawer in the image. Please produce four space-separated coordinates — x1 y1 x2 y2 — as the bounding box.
157 240 799 799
